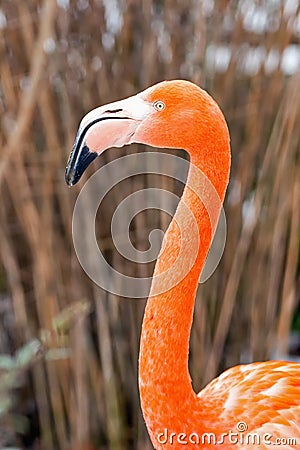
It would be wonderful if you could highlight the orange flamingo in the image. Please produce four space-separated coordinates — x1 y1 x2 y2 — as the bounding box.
66 80 300 449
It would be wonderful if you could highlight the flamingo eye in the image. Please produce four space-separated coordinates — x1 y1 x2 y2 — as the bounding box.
153 100 165 111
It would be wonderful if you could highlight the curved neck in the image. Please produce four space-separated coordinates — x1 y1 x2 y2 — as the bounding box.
138 144 230 442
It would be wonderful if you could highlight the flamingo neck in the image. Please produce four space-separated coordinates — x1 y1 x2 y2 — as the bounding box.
138 144 230 442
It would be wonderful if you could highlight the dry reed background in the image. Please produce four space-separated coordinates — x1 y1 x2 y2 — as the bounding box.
0 0 299 449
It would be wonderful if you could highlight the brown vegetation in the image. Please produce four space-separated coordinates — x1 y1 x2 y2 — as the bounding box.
0 1 299 449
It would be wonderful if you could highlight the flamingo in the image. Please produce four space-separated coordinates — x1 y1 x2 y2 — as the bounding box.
65 80 300 449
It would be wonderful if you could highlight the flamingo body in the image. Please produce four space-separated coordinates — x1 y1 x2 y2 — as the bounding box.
66 80 300 449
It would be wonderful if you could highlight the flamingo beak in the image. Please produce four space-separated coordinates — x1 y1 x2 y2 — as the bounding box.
65 95 152 186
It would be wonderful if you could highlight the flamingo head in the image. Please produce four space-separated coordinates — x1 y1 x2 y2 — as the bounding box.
65 80 228 186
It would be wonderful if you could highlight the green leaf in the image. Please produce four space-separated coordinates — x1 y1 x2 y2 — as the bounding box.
15 340 43 368
0 396 13 416
0 355 16 371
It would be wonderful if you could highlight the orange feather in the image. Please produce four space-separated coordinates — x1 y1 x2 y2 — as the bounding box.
66 80 300 449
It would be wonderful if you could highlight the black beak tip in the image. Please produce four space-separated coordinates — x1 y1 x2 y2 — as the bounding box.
65 166 79 186
65 144 98 187
65 167 75 186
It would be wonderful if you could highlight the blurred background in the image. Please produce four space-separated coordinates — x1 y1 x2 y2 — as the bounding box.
0 0 299 449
